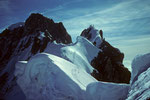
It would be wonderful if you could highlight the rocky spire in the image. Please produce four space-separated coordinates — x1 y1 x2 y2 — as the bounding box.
24 13 72 44
99 29 103 40
81 25 131 84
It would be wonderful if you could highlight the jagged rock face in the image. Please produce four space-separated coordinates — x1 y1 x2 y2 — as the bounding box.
0 13 72 99
25 13 72 44
80 25 102 47
100 40 124 63
0 27 24 69
91 40 131 84
80 27 131 84
0 27 25 99
81 27 92 40
0 13 72 67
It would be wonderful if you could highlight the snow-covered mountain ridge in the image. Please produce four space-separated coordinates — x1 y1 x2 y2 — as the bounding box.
0 13 149 100
81 26 131 84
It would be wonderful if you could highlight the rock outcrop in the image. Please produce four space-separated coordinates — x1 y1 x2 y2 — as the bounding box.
0 13 72 99
0 13 72 68
91 40 131 84
81 26 131 84
25 13 72 44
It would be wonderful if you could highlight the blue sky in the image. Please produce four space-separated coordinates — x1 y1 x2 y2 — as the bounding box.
0 0 150 70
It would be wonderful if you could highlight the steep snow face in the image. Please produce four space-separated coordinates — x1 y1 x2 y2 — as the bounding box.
81 25 103 47
15 53 97 100
44 36 100 74
130 53 150 84
15 53 131 100
86 82 129 100
61 36 100 73
8 22 24 30
44 41 65 57
127 53 150 100
127 67 150 100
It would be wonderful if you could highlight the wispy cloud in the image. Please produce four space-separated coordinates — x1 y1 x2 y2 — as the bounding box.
61 0 150 36
0 0 18 31
0 0 13 16
42 0 85 20
47 0 150 70
0 0 149 70
107 34 150 71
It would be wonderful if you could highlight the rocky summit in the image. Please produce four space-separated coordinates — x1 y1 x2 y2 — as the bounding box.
1 14 148 100
81 26 131 84
0 13 72 99
24 13 72 44
0 13 72 68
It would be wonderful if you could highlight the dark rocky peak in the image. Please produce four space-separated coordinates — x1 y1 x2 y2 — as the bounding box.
24 13 54 33
81 26 131 84
91 40 131 84
0 13 72 70
0 14 72 98
80 25 103 47
24 13 72 44
81 25 93 40
8 22 25 31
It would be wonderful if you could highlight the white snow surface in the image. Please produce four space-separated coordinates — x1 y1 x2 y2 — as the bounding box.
44 36 100 73
126 53 150 100
4 26 150 100
15 53 97 100
86 82 129 100
8 22 24 30
130 53 150 84
127 67 150 100
15 53 131 100
61 36 100 73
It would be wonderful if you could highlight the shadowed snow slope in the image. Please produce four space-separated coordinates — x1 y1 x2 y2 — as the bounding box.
130 53 150 84
127 67 150 100
126 53 150 100
86 82 129 100
15 53 97 100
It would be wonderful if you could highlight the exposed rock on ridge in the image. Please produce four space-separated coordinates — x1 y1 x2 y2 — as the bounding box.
0 13 72 99
25 13 72 44
81 26 131 84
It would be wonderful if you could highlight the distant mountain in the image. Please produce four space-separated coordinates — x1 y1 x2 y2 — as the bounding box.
0 13 149 100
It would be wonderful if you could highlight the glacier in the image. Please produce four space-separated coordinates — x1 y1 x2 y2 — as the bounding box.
14 51 150 100
14 53 130 100
127 53 150 100
0 13 149 100
15 53 97 100
12 26 150 100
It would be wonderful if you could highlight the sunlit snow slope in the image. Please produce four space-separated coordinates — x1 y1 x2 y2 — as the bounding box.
15 53 97 100
15 53 132 100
